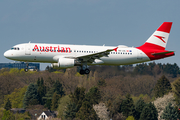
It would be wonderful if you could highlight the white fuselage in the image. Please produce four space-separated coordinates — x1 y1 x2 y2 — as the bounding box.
4 43 150 65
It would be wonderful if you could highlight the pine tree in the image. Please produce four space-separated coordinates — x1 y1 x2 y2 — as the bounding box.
134 98 146 120
37 78 40 87
53 80 65 97
51 92 60 110
84 86 101 105
70 87 86 110
44 80 65 109
4 98 12 110
37 78 46 105
139 102 158 120
161 102 179 120
76 101 99 120
120 94 135 117
23 83 39 108
64 102 78 119
173 78 180 105
153 75 172 98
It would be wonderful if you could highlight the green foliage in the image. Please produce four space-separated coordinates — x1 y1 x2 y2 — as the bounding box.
126 116 135 120
84 86 101 105
3 86 27 108
161 102 179 120
2 110 15 120
70 87 86 110
51 92 60 110
23 83 39 108
57 95 71 120
107 95 123 118
134 98 146 120
133 63 152 75
76 101 99 120
44 99 51 109
153 75 172 98
120 94 135 117
163 63 179 78
44 80 65 109
173 78 180 105
13 111 31 120
9 68 19 74
64 102 78 119
37 78 46 105
4 98 11 110
139 102 158 120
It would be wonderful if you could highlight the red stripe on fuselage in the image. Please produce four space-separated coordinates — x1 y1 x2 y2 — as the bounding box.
136 42 174 60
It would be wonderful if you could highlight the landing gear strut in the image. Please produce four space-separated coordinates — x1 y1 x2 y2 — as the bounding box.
79 65 90 75
24 63 29 72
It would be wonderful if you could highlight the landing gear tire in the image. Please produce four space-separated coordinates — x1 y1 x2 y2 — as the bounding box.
80 69 85 75
84 69 90 74
24 68 28 72
79 68 90 75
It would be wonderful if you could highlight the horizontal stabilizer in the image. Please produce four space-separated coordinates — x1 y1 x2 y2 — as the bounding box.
152 51 174 55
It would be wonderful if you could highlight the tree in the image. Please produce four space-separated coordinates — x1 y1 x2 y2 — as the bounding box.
37 78 46 105
64 102 78 119
23 83 39 108
44 80 65 109
3 86 27 109
4 98 11 110
76 101 99 120
153 75 172 98
161 102 179 120
134 98 146 120
120 94 135 117
139 102 158 120
126 116 135 120
2 110 15 120
107 96 123 118
173 78 180 105
70 87 86 110
57 95 71 119
51 92 59 110
53 80 65 97
84 86 101 105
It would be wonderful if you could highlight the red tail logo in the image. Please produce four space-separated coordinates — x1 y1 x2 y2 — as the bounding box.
154 35 166 43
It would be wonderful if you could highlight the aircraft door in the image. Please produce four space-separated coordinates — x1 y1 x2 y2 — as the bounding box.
25 44 31 55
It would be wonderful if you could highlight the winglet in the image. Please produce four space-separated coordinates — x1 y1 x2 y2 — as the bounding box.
113 47 118 52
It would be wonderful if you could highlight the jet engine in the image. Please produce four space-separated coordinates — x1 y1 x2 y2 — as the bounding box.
52 58 75 68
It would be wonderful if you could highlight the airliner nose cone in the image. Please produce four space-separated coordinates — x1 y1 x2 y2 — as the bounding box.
4 50 10 58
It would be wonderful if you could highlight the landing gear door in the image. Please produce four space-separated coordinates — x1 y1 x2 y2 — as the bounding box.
25 44 31 55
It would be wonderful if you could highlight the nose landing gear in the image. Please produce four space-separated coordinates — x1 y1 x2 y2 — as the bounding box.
24 63 29 72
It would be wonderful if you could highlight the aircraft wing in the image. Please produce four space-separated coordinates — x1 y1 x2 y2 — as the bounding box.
66 47 118 63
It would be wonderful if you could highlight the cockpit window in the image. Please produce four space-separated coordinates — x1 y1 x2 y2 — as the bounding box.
11 47 20 50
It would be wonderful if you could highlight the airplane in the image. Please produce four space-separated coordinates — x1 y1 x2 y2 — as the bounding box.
4 22 175 75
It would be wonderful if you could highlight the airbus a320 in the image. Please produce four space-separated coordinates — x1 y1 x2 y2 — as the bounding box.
4 22 175 75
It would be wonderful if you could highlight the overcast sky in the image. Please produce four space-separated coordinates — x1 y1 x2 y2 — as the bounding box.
0 0 179 70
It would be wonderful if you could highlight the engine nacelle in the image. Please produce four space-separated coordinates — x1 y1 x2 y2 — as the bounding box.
52 58 75 69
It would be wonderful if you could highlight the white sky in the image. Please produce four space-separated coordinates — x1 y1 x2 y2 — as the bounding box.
0 0 179 70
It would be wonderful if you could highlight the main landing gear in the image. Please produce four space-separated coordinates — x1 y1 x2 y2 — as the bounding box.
79 65 90 75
